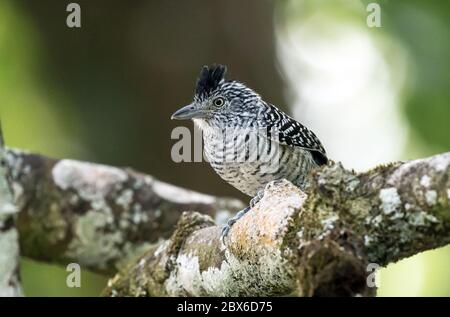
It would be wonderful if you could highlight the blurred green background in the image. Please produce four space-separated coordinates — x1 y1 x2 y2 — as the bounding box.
0 0 448 296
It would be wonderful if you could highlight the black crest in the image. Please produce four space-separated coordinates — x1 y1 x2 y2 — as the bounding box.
195 64 227 97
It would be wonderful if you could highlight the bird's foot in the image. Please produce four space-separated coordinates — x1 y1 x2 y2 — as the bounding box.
220 190 265 246
249 189 265 208
220 206 250 246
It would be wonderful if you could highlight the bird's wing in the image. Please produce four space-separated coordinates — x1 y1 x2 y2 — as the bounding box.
258 103 328 166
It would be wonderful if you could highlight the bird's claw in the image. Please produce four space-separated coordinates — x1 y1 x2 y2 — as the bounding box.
220 191 265 246
220 224 231 246
249 190 264 208
220 206 250 246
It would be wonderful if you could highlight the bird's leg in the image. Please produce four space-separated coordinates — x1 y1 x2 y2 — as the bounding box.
250 189 264 208
220 189 265 245
220 206 250 245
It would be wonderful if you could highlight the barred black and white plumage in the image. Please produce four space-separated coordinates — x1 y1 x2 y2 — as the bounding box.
172 64 327 239
172 64 327 197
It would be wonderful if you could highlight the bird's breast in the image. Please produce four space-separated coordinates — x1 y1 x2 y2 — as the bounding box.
202 128 316 196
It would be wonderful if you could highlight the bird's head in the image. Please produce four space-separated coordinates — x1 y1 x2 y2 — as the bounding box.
171 65 261 128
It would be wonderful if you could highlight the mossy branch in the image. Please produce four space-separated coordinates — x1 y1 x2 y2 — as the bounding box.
4 148 243 274
3 145 449 296
0 128 22 296
103 152 450 297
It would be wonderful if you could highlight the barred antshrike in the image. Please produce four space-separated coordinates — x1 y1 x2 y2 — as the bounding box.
172 65 327 242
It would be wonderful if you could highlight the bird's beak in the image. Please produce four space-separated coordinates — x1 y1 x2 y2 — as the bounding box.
171 104 207 120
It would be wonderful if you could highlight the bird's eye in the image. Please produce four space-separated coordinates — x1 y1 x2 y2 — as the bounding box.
213 97 225 108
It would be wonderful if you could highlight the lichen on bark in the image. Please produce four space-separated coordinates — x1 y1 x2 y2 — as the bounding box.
104 152 450 297
0 136 22 296
4 148 243 274
2 144 449 297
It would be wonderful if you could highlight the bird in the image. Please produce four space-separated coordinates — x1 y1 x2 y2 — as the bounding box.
171 64 328 242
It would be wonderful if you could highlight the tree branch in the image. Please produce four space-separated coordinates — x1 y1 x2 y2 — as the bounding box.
103 152 449 296
3 144 449 296
0 130 22 296
4 148 243 274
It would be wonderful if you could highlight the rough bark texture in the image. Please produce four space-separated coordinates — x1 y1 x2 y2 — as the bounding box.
2 145 449 296
103 152 450 297
0 140 22 296
4 148 243 274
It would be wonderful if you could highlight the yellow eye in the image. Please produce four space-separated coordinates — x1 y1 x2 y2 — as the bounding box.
213 97 225 107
